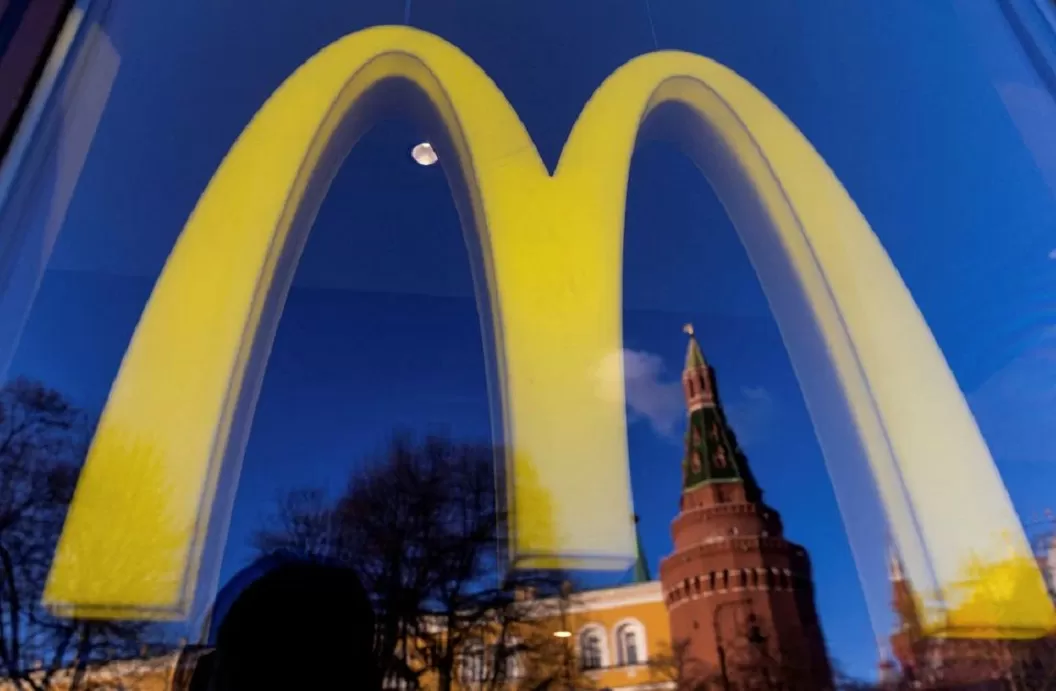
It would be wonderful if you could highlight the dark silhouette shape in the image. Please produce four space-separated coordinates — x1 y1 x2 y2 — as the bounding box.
205 556 380 690
183 649 214 691
253 434 578 690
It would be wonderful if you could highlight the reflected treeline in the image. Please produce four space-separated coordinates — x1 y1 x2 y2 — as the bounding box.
0 379 1052 690
0 379 160 690
254 433 576 691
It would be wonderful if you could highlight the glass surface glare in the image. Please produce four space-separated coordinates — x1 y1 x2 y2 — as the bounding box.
0 1 1054 688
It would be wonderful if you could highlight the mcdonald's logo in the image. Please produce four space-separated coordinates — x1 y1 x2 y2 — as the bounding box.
42 26 1054 638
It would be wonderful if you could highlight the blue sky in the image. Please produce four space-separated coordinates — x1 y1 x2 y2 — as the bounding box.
4 0 1056 680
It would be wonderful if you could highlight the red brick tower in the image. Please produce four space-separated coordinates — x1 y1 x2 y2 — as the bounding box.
889 546 923 680
886 546 1054 688
659 327 832 690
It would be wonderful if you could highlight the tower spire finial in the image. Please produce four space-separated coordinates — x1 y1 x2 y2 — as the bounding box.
888 543 906 582
683 325 706 371
679 329 762 499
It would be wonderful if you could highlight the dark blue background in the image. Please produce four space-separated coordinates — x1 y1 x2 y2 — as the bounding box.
7 0 1056 678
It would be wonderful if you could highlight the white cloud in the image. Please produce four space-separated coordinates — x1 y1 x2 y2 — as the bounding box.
596 349 683 437
595 349 777 444
1048 247 1056 260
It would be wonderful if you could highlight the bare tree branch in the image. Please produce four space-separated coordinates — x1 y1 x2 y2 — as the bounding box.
0 380 153 690
254 432 582 691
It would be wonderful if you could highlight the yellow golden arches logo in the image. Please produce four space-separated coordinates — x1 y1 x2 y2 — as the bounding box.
42 26 1053 637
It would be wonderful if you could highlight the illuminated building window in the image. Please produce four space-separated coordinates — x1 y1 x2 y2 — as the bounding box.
460 640 486 683
621 629 639 665
498 636 522 680
578 625 608 670
614 619 648 666
581 633 602 669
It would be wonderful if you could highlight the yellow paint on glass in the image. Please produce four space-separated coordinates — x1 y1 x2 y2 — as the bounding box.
43 26 1054 638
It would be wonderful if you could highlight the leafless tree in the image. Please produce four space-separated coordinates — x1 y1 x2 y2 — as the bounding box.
725 643 824 691
0 379 150 691
648 638 721 691
648 636 832 691
254 432 576 691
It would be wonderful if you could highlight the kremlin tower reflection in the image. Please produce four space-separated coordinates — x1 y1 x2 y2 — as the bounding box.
660 327 833 690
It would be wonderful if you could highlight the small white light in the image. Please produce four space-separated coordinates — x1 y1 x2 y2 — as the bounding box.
553 630 572 638
411 142 438 166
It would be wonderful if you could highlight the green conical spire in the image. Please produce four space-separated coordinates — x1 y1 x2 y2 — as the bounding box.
680 327 762 500
631 515 651 583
